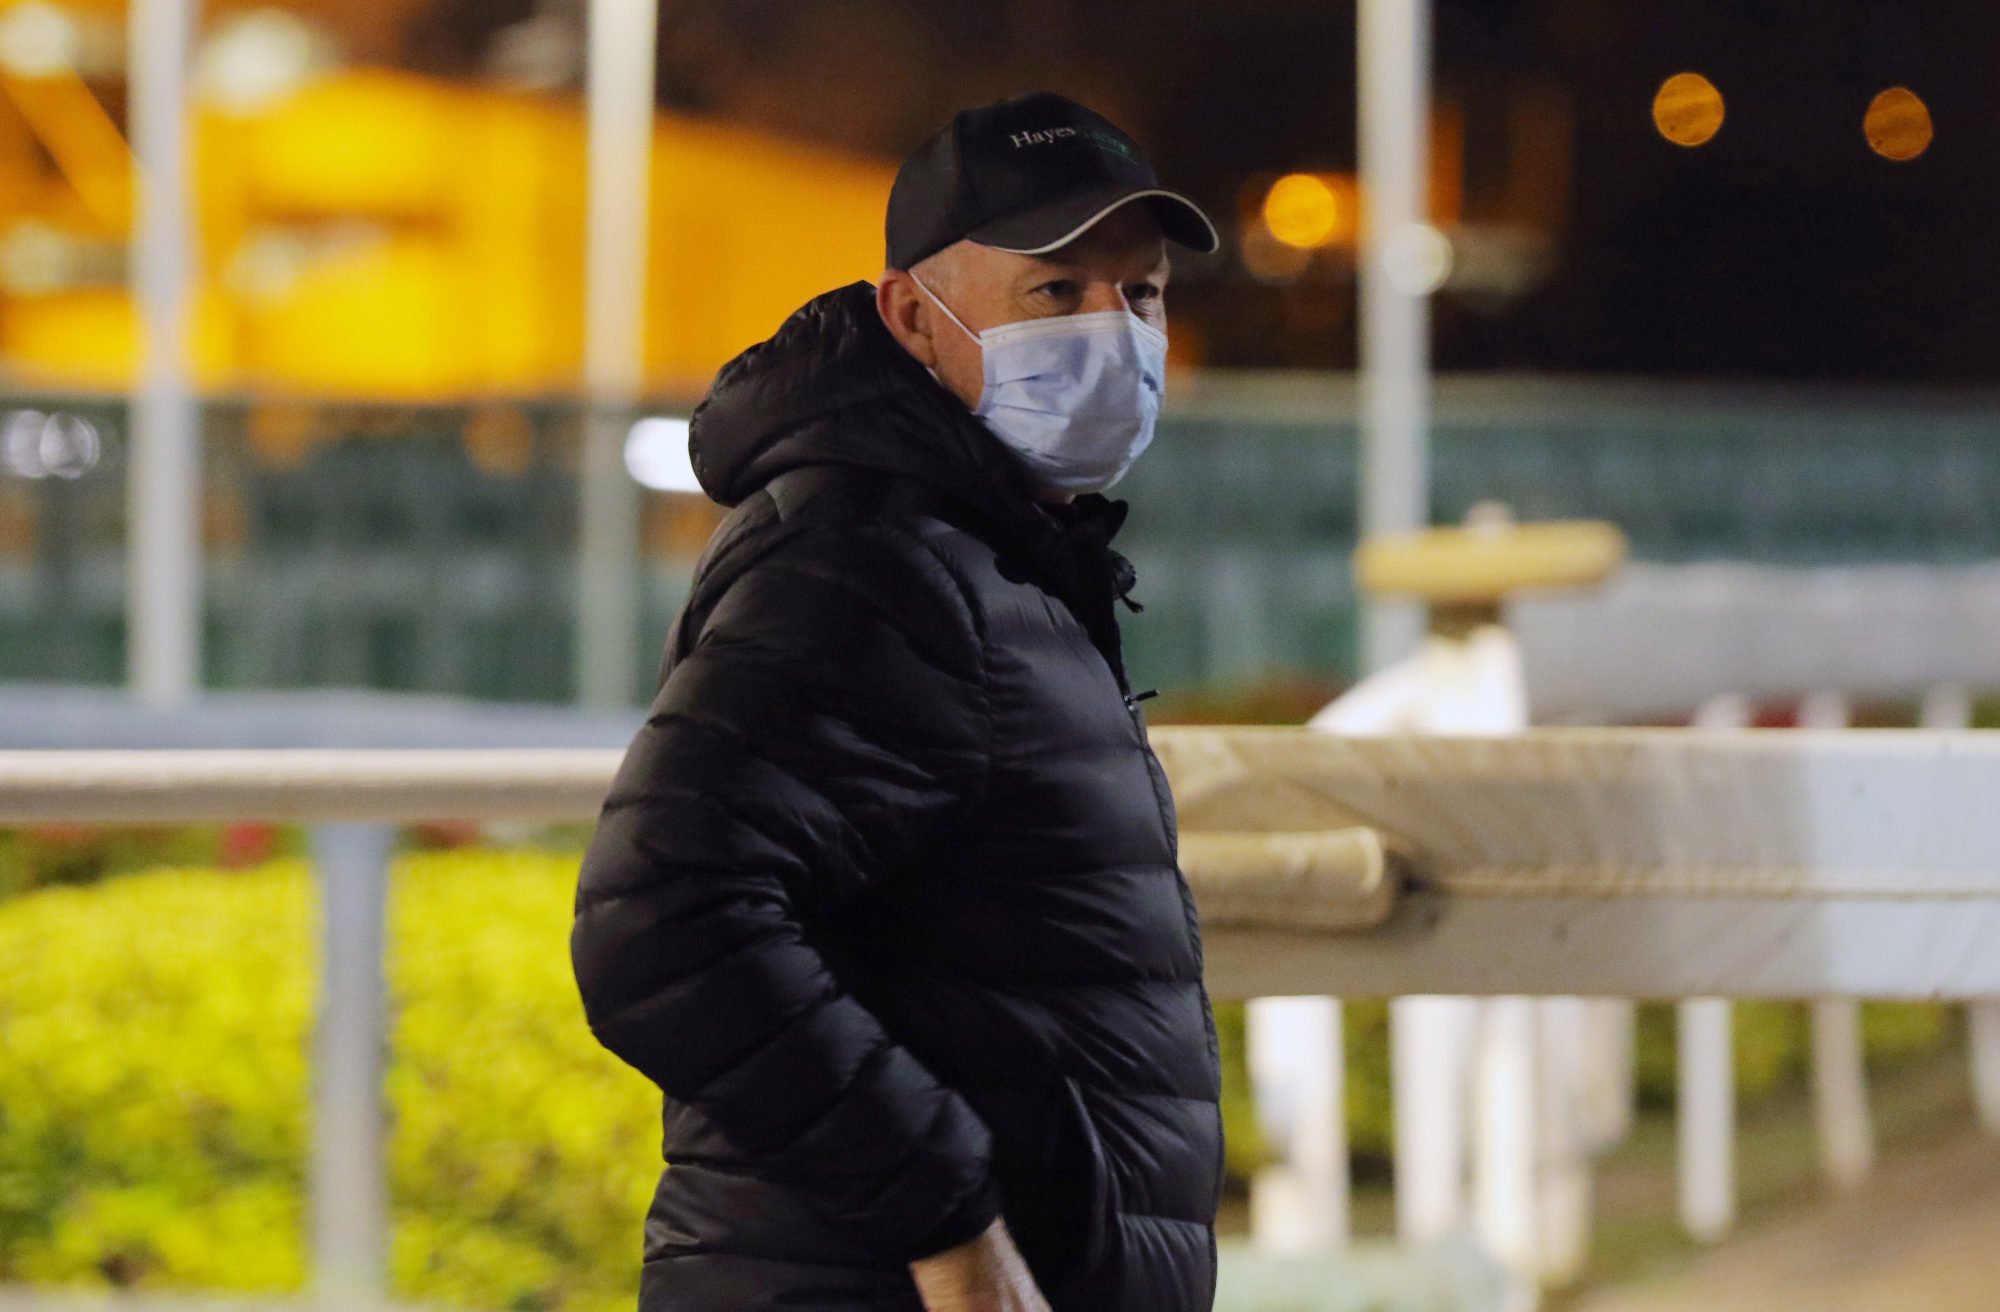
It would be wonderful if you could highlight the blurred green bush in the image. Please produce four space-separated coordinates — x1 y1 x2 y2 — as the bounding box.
1631 999 1955 1108
0 824 297 900
0 851 658 1312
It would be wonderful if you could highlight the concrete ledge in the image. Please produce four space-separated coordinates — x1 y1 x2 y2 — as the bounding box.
1215 1236 1521 1312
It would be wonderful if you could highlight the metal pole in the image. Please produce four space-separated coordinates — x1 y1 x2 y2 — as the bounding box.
1356 0 1432 674
576 0 659 707
1357 0 1459 1267
126 0 202 706
310 821 396 1304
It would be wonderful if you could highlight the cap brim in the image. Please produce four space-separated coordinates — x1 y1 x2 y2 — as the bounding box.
968 185 1220 257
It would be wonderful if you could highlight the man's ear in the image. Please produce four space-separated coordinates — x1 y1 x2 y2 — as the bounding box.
876 270 940 370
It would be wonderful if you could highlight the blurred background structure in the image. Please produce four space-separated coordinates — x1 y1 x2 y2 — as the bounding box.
4 1 2000 1311
9 0 2000 706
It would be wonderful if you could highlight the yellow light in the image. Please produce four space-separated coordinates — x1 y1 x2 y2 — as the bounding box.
1653 72 1724 147
1262 172 1342 250
1865 87 1932 161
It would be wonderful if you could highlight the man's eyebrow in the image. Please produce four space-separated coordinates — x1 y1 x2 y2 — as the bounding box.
1019 252 1172 278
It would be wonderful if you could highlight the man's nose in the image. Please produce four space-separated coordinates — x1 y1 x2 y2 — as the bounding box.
1080 281 1134 315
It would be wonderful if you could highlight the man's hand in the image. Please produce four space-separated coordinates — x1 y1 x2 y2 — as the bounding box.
908 1217 1052 1312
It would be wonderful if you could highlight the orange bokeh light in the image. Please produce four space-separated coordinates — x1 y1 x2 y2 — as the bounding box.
1262 172 1344 250
1865 87 1932 161
1653 72 1725 147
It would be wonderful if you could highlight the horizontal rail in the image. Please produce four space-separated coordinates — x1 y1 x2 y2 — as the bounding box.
0 748 621 822
4 728 1998 998
10 730 2000 876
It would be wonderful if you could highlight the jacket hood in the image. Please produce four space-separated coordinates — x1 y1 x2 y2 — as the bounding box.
689 281 1038 513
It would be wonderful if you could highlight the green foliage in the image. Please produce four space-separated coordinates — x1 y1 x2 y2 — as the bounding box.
1341 1001 1395 1163
382 851 658 1311
0 851 658 1312
1633 1000 1956 1108
1214 1002 1268 1181
1858 1000 1955 1067
0 824 306 901
0 864 313 1291
1153 679 1345 728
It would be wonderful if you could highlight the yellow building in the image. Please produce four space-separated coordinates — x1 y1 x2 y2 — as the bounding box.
0 61 893 399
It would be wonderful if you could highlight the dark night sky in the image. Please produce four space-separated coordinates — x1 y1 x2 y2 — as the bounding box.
413 0 2000 383
1516 2 2000 381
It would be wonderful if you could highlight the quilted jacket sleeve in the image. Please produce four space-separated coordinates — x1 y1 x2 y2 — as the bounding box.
570 521 1000 1262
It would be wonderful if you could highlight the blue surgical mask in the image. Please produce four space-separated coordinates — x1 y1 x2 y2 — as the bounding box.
912 273 1167 495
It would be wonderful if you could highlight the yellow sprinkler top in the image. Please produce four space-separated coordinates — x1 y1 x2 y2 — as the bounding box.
1355 509 1628 603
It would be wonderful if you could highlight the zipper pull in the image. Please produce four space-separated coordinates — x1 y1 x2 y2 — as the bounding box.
1124 688 1159 709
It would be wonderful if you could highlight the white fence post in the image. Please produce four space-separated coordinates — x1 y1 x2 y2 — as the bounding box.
1798 692 1875 1191
1919 684 2000 1135
1246 996 1350 1252
310 821 396 1304
1391 994 1473 1242
1535 996 1595 1286
1474 996 1540 1277
1677 997 1736 1242
1678 694 1748 1242
1971 1006 2000 1137
1809 998 1875 1190
1582 999 1636 1150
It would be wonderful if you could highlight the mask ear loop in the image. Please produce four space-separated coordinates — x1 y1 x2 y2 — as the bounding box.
908 271 981 344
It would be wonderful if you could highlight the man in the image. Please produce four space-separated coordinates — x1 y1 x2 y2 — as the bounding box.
571 92 1223 1312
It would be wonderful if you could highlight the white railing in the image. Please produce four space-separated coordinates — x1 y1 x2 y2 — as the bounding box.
4 728 1999 1305
1672 685 1995 1249
1172 712 2000 1300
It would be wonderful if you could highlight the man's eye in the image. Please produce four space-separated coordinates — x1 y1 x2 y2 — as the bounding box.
1036 280 1081 299
1126 284 1162 304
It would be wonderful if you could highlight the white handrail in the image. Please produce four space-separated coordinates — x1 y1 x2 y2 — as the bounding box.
0 748 622 822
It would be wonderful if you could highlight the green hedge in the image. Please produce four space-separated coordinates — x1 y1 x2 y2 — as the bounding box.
0 825 275 901
0 852 658 1312
1631 998 1954 1108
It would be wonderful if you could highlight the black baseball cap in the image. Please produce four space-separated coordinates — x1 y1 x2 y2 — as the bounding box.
886 92 1219 270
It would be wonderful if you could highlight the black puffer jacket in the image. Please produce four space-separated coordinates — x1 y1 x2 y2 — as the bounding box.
571 282 1222 1312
